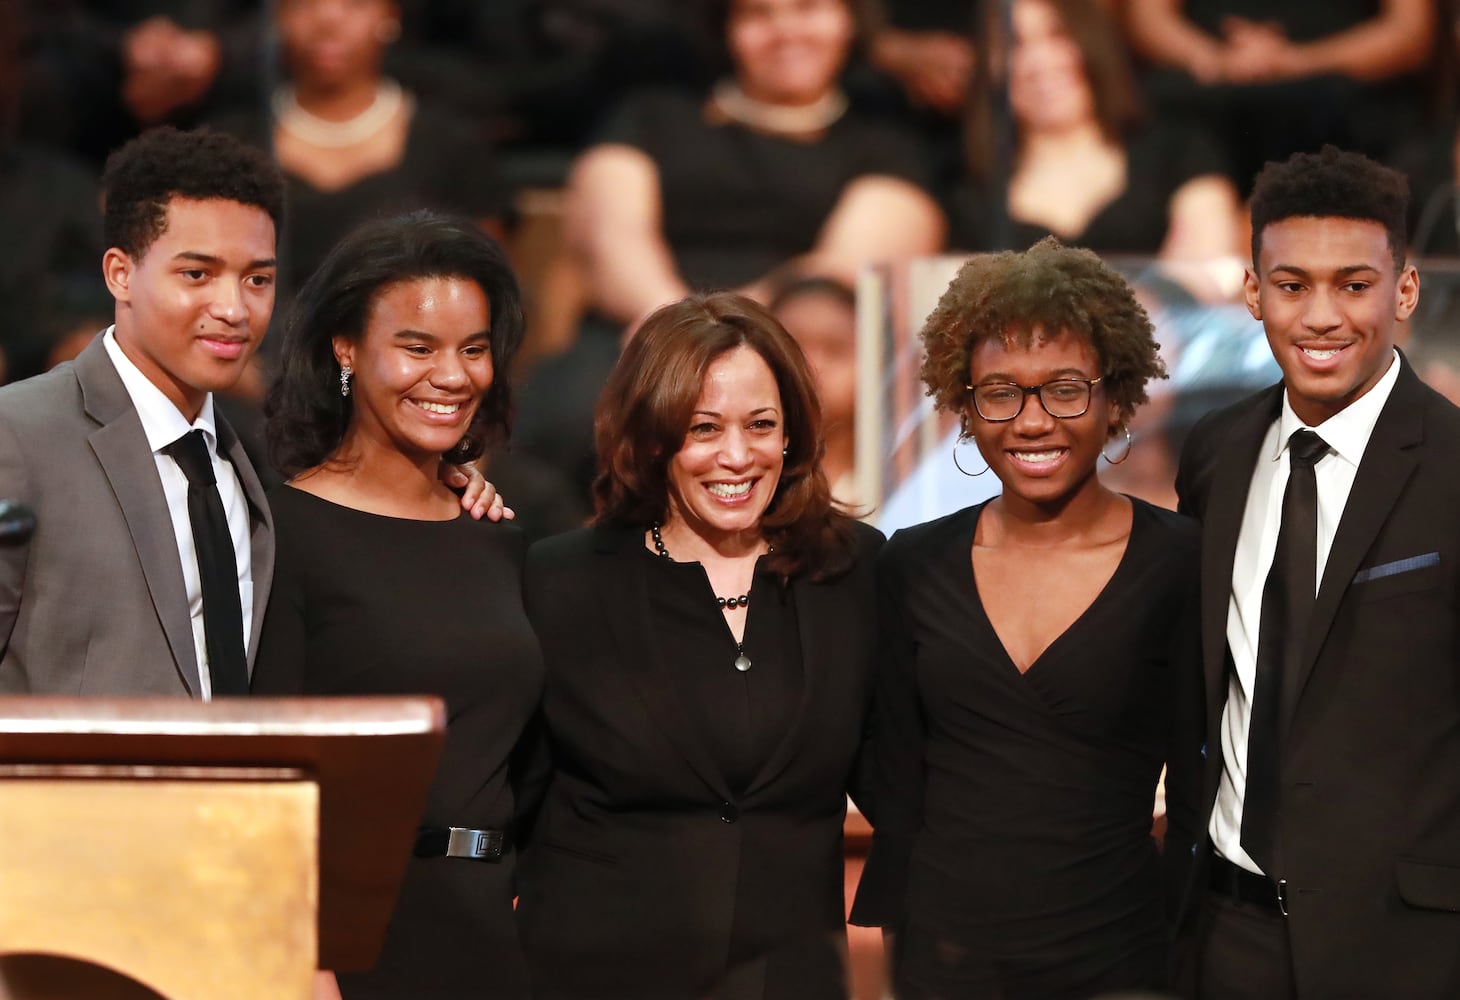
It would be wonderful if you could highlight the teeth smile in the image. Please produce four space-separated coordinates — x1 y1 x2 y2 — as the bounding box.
1013 450 1063 464
414 401 460 414
1302 347 1343 360
707 482 752 498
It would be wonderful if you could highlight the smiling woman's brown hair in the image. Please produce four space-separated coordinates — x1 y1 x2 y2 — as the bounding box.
920 237 1165 431
593 291 856 580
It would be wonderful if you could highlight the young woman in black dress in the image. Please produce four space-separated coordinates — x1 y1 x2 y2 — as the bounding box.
851 237 1202 998
517 292 882 999
252 211 541 1000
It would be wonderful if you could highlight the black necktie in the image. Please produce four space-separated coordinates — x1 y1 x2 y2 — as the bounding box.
1242 428 1329 875
164 429 249 696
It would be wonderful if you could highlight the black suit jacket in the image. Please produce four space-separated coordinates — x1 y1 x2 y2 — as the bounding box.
517 521 883 1000
1172 356 1460 997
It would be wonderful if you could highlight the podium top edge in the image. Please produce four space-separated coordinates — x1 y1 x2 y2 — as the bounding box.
0 695 446 737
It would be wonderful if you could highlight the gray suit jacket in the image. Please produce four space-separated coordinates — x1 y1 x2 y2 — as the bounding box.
0 335 274 695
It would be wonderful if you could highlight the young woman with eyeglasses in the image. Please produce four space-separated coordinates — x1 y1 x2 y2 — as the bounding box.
850 237 1203 999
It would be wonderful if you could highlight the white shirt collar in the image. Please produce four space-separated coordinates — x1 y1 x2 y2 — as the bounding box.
102 326 220 455
1272 348 1402 469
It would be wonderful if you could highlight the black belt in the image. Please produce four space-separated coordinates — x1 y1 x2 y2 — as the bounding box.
1209 852 1287 916
413 826 509 862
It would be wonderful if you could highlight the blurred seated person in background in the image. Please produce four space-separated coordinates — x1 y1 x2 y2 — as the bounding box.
15 0 262 166
517 292 883 999
0 5 108 384
953 0 1240 261
565 0 943 326
861 0 975 121
516 0 944 493
212 0 509 308
770 274 861 508
385 0 715 172
254 211 540 1000
1123 0 1439 194
1393 113 1460 258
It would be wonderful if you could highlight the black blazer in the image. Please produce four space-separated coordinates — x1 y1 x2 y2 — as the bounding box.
1172 356 1460 997
517 521 883 1000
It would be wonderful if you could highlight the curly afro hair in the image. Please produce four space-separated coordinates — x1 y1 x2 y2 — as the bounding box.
102 126 285 259
1250 145 1409 272
920 237 1165 431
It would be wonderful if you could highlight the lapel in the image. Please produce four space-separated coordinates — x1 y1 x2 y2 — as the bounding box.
1199 385 1282 733
1287 357 1425 718
215 417 274 669
75 338 201 696
742 570 832 797
593 527 735 802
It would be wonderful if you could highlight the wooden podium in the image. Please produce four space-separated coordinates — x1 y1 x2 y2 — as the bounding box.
0 696 445 1000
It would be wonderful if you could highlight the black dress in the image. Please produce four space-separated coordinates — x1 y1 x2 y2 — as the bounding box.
948 122 1228 255
596 88 935 291
252 487 543 1000
850 497 1200 1000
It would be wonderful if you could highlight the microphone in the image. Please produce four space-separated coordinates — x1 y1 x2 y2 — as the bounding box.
0 500 36 545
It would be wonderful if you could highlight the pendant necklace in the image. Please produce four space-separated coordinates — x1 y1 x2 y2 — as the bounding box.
651 523 753 672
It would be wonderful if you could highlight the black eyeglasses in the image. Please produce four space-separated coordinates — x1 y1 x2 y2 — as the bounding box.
965 377 1104 422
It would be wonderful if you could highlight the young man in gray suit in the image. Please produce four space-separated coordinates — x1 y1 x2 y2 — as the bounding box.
0 126 285 697
1172 147 1460 997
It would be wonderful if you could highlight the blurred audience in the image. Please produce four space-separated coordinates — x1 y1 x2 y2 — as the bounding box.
389 0 714 179
862 0 976 120
0 0 108 383
210 0 509 309
515 0 944 493
1124 0 1442 193
770 274 861 508
16 0 262 166
566 0 943 328
954 0 1241 260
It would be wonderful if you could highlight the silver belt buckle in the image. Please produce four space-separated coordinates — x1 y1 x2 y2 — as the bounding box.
445 826 503 861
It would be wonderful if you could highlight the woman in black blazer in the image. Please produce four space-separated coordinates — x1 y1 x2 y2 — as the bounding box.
517 291 882 1000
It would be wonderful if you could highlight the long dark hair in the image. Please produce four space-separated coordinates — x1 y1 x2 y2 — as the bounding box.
966 0 1144 182
593 291 856 581
265 210 524 478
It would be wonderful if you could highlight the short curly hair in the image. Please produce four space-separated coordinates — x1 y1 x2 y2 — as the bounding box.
102 126 286 259
1250 145 1409 272
920 237 1165 431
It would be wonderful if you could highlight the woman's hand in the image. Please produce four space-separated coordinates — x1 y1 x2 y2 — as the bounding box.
439 462 514 521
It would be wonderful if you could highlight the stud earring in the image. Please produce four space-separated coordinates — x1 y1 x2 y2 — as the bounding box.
340 364 352 398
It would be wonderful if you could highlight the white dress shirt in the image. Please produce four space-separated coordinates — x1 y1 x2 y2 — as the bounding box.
1210 350 1402 874
102 328 254 699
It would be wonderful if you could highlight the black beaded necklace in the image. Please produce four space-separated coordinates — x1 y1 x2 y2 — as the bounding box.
650 523 753 672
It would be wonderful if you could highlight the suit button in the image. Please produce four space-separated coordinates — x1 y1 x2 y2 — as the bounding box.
719 802 739 824
1191 844 1198 857
1200 743 1207 759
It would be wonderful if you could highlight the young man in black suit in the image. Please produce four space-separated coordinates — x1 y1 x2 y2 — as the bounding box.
1171 146 1460 997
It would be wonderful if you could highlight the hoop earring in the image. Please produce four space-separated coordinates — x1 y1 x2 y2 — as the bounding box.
953 435 988 477
1102 425 1132 465
340 365 352 398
